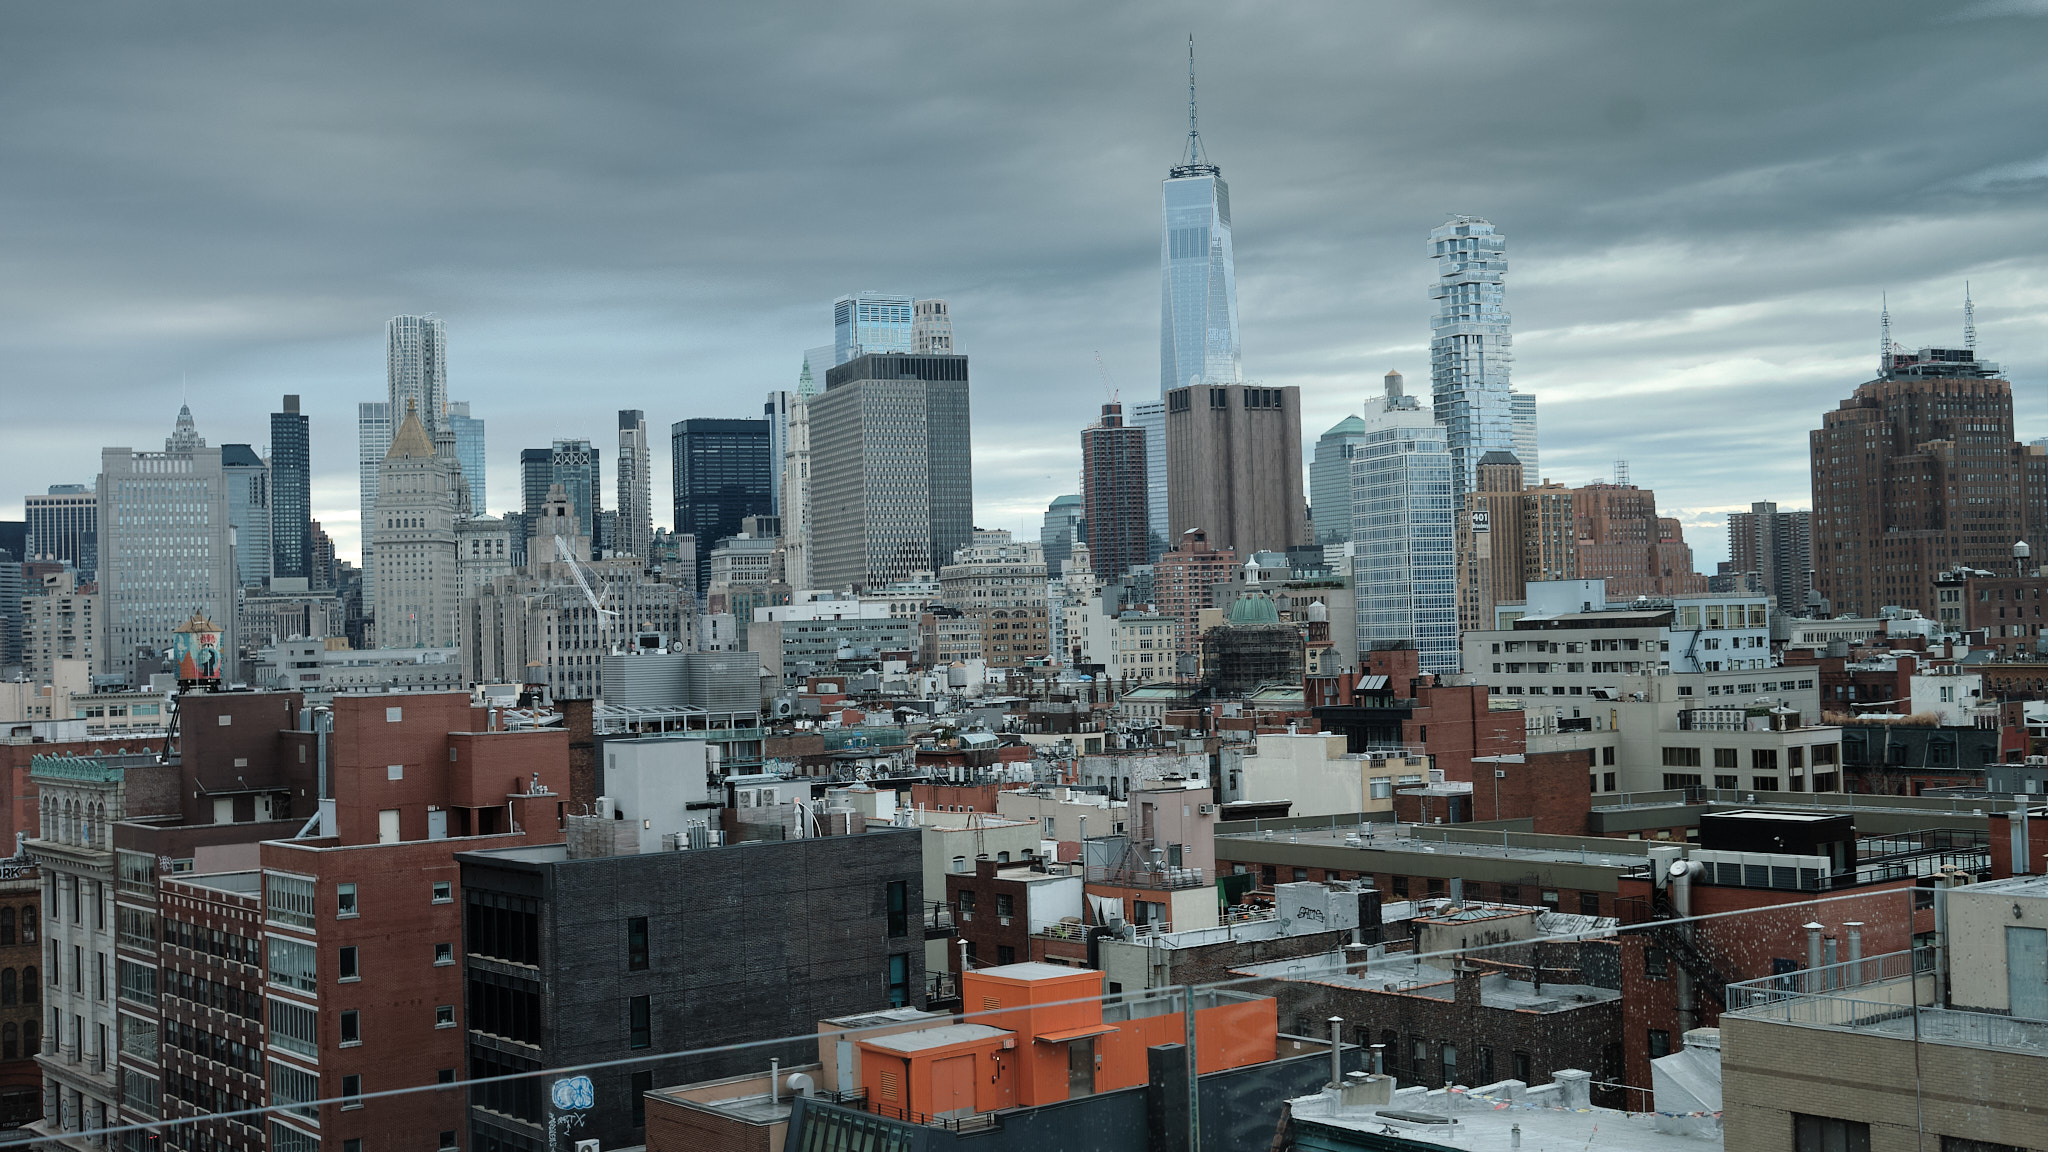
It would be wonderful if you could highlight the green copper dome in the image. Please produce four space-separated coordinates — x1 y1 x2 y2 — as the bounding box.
1228 594 1281 625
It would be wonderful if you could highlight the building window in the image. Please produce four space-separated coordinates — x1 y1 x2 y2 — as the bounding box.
627 917 650 970
270 997 319 1055
1645 947 1669 980
434 942 453 966
997 945 1016 965
1648 1029 1672 1059
341 1074 362 1108
266 874 317 929
629 995 651 1048
435 1004 455 1028
632 1069 653 1128
1752 777 1781 792
117 958 158 1007
1753 749 1780 772
1578 892 1600 916
886 881 908 939
337 945 359 981
1714 748 1738 769
269 1122 317 1152
1793 1114 1871 1152
1715 775 1739 790
1513 1050 1531 1084
432 881 453 904
887 954 909 1008
336 883 358 918
271 1060 319 1119
1660 747 1701 768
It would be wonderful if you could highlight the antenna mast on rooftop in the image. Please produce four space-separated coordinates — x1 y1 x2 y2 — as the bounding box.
1880 295 1893 376
1614 459 1630 487
1184 34 1206 168
1964 282 1977 351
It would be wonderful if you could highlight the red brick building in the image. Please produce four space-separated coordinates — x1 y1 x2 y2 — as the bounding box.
1155 530 1237 659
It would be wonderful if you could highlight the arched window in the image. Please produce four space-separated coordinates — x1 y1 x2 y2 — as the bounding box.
2 907 15 945
3 1023 15 1060
21 968 36 1005
2 969 15 1006
23 1020 37 1056
21 907 35 944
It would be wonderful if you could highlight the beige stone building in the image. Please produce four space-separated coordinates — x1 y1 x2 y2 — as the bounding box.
1164 382 1307 558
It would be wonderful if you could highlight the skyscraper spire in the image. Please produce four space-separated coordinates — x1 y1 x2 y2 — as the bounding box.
1184 34 1206 168
1965 281 1977 351
1880 294 1892 376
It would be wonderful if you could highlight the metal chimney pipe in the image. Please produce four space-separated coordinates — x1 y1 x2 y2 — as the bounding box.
1845 921 1864 988
1327 1017 1344 1087
770 1058 780 1106
1805 923 1824 974
1370 1044 1385 1076
957 938 970 982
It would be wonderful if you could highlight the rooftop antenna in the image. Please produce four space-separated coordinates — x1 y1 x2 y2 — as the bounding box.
1183 34 1207 168
1964 282 1977 351
1880 294 1892 376
1614 459 1630 486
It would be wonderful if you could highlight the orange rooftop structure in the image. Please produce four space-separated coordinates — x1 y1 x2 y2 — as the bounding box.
858 961 1277 1123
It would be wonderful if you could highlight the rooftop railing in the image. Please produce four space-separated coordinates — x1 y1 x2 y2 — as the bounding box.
1724 947 2048 1055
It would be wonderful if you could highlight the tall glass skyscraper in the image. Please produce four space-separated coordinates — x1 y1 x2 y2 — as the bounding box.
448 401 487 514
1354 377 1458 675
671 418 773 590
550 440 601 557
1429 217 1514 500
221 444 271 589
1510 389 1538 487
357 400 391 595
833 293 914 365
387 314 449 434
1153 47 1242 559
1310 413 1369 546
270 395 311 584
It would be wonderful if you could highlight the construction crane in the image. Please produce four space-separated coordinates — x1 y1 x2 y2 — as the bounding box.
554 531 620 652
1095 351 1118 404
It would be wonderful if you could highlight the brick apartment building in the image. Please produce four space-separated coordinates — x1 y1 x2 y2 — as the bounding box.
1155 530 1237 659
0 870 40 1127
456 824 925 1152
18 687 573 1152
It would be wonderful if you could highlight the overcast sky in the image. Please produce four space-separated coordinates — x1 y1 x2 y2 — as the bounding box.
5 1 2048 572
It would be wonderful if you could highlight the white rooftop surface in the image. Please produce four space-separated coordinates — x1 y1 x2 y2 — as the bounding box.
1291 1086 1722 1150
1238 952 1619 1012
976 961 1096 982
862 1023 1009 1054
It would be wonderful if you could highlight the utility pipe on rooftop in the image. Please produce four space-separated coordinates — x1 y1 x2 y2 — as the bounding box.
1328 1016 1344 1088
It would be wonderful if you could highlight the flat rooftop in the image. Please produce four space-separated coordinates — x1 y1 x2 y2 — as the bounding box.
1218 825 1651 869
169 871 261 894
973 961 1094 983
1291 1085 1719 1150
1235 951 1619 1013
863 1023 1009 1054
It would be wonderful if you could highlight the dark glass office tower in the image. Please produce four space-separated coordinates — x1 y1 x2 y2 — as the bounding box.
270 395 312 582
670 418 773 589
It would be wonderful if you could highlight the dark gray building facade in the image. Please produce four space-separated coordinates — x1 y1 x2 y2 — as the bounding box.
808 354 972 591
458 827 926 1152
270 394 312 582
669 417 773 591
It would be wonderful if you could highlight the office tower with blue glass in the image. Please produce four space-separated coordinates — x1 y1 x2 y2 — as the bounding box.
448 401 487 515
833 292 914 365
357 400 391 596
221 444 271 589
1353 372 1458 675
1154 43 1245 558
269 394 312 586
670 418 773 590
1509 390 1538 486
550 440 601 558
25 484 97 581
1429 216 1515 500
1040 495 1085 573
1310 404 1372 546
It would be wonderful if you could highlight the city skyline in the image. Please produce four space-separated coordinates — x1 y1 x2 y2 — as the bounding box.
2 5 2046 573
